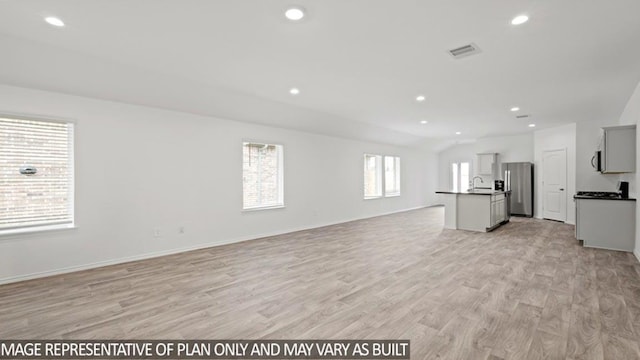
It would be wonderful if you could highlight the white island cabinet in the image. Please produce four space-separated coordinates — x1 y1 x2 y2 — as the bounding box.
436 190 510 232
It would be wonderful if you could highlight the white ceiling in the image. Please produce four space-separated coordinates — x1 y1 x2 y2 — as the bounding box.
1 0 640 148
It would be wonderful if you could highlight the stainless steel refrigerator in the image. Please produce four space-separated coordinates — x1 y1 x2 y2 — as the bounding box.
502 162 534 217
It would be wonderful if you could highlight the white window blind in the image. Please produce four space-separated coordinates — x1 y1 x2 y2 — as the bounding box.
0 117 74 231
242 142 283 209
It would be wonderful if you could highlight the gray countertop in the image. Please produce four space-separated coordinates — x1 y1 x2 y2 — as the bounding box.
436 190 511 196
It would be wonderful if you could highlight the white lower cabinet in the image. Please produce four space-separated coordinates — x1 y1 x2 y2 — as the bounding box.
575 198 636 252
491 201 498 226
490 194 506 227
497 199 505 223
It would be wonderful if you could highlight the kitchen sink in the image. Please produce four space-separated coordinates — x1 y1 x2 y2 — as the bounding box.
467 189 494 194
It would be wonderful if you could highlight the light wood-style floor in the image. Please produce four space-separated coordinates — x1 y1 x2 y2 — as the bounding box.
2 207 640 359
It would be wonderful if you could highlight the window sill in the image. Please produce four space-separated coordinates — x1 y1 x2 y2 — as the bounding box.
242 204 285 212
0 223 77 238
385 193 401 198
364 196 383 200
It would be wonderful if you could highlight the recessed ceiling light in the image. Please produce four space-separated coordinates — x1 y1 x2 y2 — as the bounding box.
285 7 305 21
528 123 536 128
511 15 529 25
420 120 428 124
455 131 461 135
416 95 426 102
289 88 300 95
510 107 520 112
44 16 65 27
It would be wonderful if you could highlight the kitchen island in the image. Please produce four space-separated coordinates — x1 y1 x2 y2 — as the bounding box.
436 190 510 232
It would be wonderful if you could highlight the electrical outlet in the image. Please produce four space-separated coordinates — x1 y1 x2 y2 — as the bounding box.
178 226 185 234
153 228 161 238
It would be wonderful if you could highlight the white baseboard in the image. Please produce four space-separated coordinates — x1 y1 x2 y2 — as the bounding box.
534 215 575 226
634 248 640 263
0 240 239 286
0 205 433 285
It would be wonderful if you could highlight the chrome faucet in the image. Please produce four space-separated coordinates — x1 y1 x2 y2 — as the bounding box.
472 176 484 191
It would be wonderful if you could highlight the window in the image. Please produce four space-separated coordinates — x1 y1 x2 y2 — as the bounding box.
451 161 470 192
363 154 382 198
384 156 401 196
242 142 283 210
0 116 74 233
451 163 459 192
364 154 401 199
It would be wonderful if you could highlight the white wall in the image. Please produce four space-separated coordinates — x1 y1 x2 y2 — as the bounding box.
575 119 625 191
617 80 640 259
0 84 438 284
437 134 534 191
533 123 577 224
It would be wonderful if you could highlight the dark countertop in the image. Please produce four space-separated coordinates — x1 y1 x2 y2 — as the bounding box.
436 190 511 196
573 195 636 201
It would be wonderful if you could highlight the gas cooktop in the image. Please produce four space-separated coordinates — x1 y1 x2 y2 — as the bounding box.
576 191 622 199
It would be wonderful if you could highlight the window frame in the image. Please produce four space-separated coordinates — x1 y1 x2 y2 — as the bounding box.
384 155 401 197
0 113 76 236
363 154 401 200
363 154 383 199
450 160 472 192
241 141 285 211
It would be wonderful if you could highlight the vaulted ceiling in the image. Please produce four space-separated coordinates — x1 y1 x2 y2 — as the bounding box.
1 0 639 147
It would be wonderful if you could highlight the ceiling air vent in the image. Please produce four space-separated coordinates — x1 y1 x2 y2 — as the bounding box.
448 43 481 58
516 115 530 119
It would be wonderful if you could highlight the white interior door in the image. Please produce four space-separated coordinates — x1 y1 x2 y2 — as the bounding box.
543 149 567 221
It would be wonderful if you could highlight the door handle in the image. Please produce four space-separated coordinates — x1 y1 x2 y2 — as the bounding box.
559 188 565 191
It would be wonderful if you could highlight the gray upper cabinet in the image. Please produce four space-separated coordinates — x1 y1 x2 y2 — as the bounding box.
477 153 497 175
602 125 636 173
